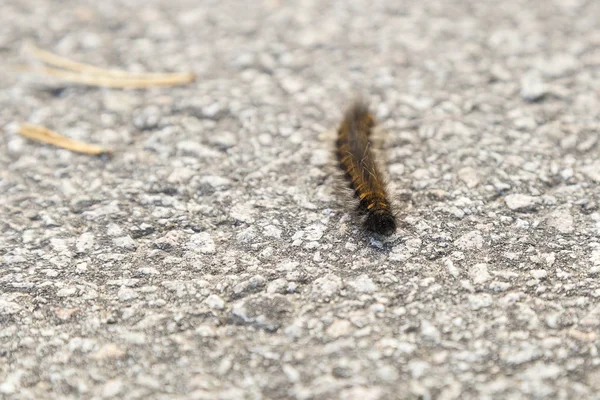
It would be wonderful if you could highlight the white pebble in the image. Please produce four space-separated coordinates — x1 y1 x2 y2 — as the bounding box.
76 232 95 253
546 208 574 234
57 287 77 297
530 269 548 280
118 287 138 301
204 294 225 310
455 230 484 250
470 263 491 284
505 194 540 212
187 232 216 254
468 293 493 310
311 274 342 301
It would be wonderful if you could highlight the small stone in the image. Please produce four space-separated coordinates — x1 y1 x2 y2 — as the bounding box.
515 219 530 229
592 250 600 266
102 379 123 398
407 360 430 379
311 274 343 301
167 167 195 183
130 223 155 238
389 163 405 177
282 364 301 382
230 203 255 223
581 163 600 183
266 279 288 294
0 300 21 315
364 302 383 314
505 194 540 212
490 64 512 81
310 149 330 166
50 238 70 253
231 294 293 331
470 263 491 284
107 279 139 287
345 242 358 251
204 294 225 310
468 293 493 310
107 224 124 237
489 281 511 292
153 230 182 251
559 168 574 181
522 363 562 381
76 232 95 253
201 103 222 120
326 319 353 338
277 261 299 272
199 175 231 188
449 206 466 219
568 329 596 342
348 274 377 294
546 208 574 234
420 320 440 341
530 269 548 280
304 223 326 241
69 197 99 214
580 305 600 328
263 225 282 239
207 131 237 149
91 343 126 360
458 167 480 188
113 236 137 250
500 346 541 364
83 202 121 220
258 247 273 260
195 325 217 337
455 230 484 250
176 141 221 158
280 76 303 94
187 232 216 254
538 54 578 78
445 259 460 278
135 313 167 329
55 308 79 320
237 227 257 243
520 70 547 102
44 269 59 278
258 133 272 146
233 276 266 296
57 287 77 297
133 106 161 130
377 365 400 382
120 331 146 344
118 287 138 301
0 370 24 394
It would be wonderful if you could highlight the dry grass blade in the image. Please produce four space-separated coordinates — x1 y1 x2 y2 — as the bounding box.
33 66 195 88
18 124 111 156
23 43 195 88
27 44 160 78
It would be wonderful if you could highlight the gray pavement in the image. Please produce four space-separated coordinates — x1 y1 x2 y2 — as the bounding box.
1 0 600 399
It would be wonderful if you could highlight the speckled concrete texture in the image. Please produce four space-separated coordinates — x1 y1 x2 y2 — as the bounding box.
1 0 600 399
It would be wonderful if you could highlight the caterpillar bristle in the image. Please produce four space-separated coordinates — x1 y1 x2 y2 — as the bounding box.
336 101 396 236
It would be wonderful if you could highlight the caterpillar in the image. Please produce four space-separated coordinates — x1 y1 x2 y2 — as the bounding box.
336 102 397 236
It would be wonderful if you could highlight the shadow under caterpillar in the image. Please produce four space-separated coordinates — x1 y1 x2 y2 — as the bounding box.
335 101 397 236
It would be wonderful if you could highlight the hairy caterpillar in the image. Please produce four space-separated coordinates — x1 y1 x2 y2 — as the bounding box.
336 102 397 236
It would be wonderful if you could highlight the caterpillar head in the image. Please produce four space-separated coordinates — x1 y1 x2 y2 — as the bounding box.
365 209 397 236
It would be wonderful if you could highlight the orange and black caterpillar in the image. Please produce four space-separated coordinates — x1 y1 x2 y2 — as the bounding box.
336 102 397 236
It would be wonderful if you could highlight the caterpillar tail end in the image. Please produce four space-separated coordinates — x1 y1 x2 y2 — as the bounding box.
365 209 397 236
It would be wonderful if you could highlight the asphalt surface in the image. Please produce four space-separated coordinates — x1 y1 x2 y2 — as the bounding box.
1 0 600 399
